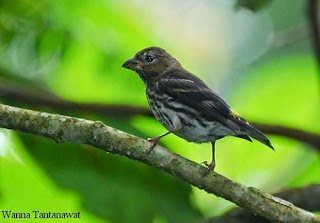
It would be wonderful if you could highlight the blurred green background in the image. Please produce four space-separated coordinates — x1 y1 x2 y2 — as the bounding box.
0 0 319 222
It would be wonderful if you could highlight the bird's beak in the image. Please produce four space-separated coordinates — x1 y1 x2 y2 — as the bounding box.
122 57 140 71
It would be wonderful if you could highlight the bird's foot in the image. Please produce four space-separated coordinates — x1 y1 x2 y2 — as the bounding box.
147 137 161 154
201 160 215 178
200 161 209 166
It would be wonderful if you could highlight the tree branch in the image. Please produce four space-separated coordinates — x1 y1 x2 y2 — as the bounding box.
0 103 319 222
204 184 320 223
0 83 150 117
277 184 320 212
251 123 320 150
1 83 320 150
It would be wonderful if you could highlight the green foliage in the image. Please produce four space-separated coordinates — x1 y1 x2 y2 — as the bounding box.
0 0 319 222
234 0 273 11
0 131 106 223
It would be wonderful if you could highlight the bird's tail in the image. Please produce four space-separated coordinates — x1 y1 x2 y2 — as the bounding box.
243 123 274 150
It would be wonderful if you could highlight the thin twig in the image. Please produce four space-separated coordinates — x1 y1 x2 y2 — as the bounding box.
0 103 319 222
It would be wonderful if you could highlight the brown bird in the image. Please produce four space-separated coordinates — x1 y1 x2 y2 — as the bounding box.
122 47 273 176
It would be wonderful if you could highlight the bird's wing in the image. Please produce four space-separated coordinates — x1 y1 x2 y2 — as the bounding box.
157 71 236 127
157 70 274 149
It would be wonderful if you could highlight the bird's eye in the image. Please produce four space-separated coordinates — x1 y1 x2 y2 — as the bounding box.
145 55 154 63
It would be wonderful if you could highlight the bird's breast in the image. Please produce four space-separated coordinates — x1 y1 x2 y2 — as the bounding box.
146 88 178 131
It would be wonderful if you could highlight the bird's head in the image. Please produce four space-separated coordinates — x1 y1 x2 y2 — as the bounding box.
122 47 181 83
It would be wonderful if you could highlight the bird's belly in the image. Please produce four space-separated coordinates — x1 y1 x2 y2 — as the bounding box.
175 120 234 143
148 99 234 143
176 125 212 143
149 102 181 132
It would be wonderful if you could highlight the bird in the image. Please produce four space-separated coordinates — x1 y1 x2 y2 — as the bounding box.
122 46 274 176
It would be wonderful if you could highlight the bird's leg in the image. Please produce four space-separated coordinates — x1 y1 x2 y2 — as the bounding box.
147 132 171 154
202 141 216 177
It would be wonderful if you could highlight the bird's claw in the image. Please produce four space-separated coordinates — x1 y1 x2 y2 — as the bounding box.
201 161 216 178
200 161 209 167
147 137 160 154
201 169 211 178
147 143 157 154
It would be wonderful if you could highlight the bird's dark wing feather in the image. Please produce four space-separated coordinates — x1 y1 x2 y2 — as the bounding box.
157 69 234 127
156 69 274 149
